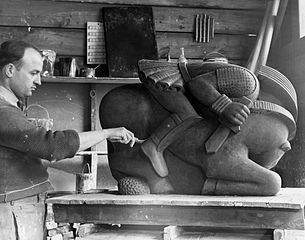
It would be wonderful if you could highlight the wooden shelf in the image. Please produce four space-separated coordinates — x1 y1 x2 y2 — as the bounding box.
42 76 140 84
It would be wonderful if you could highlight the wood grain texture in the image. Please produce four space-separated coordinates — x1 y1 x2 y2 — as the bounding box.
75 229 162 240
0 0 263 34
0 27 84 56
0 27 254 60
164 226 273 240
51 203 304 230
47 188 305 209
54 0 266 10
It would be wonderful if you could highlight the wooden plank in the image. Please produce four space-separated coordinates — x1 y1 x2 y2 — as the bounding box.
164 226 273 240
0 0 99 29
47 188 305 209
0 0 263 34
51 204 305 230
154 7 263 34
156 32 255 60
75 229 162 240
90 85 98 189
274 229 305 240
54 0 266 10
0 27 253 60
0 27 84 56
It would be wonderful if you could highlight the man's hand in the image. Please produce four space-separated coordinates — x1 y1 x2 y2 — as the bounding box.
221 102 251 126
106 127 137 147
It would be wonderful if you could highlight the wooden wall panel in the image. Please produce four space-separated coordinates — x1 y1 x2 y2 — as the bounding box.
0 0 264 62
54 0 266 10
157 33 255 60
0 27 255 61
0 27 85 56
154 8 263 34
0 0 263 34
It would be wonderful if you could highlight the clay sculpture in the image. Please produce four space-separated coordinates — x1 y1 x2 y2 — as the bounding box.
99 58 297 196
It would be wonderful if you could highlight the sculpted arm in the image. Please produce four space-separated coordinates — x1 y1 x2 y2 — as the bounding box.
186 66 259 126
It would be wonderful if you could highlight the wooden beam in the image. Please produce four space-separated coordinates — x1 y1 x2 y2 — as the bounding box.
164 226 273 240
0 27 85 56
0 0 263 34
54 0 266 10
156 32 255 60
0 27 253 60
52 203 304 230
47 188 305 209
48 188 305 230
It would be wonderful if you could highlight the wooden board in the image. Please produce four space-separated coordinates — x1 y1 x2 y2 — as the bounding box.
0 0 263 34
164 226 273 240
103 6 158 77
0 0 263 63
54 0 266 10
47 188 305 209
0 27 254 61
76 229 162 240
51 202 305 230
48 188 305 230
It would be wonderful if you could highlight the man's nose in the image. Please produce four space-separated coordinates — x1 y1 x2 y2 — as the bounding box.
35 74 42 85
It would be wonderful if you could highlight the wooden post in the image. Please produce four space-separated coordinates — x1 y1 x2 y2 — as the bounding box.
247 0 282 73
90 84 98 189
246 1 272 72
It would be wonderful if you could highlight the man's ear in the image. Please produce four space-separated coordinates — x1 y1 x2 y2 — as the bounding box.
4 63 15 78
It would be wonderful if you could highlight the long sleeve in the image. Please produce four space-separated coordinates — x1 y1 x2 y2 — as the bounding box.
0 104 80 162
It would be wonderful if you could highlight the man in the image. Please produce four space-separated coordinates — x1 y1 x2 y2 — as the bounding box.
0 40 136 240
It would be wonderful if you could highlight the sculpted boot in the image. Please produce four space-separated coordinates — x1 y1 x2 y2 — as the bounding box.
141 114 201 177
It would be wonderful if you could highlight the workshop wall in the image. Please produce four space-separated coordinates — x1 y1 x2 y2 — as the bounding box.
0 0 266 190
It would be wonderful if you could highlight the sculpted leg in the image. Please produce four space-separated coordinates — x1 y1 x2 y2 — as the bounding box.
202 153 281 196
141 87 201 178
141 114 201 177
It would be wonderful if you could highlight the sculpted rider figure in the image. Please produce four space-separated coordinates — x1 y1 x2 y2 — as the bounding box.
138 51 260 177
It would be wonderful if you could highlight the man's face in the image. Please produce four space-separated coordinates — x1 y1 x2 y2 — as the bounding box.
10 48 43 98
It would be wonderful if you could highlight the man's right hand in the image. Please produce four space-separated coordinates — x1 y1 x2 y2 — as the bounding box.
106 127 136 147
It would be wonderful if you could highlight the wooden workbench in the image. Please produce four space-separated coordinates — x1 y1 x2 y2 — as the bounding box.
47 188 305 239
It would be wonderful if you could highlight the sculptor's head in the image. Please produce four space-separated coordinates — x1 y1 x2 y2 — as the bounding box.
0 40 43 98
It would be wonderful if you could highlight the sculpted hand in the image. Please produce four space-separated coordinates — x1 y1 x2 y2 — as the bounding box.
106 127 136 147
221 102 250 126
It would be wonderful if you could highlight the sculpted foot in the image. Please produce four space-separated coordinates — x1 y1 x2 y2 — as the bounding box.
141 138 169 178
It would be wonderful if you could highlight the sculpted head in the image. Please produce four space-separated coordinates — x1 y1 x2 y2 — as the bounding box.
0 40 43 99
245 100 296 169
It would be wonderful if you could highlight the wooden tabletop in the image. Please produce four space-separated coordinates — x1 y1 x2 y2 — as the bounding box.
47 188 305 210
